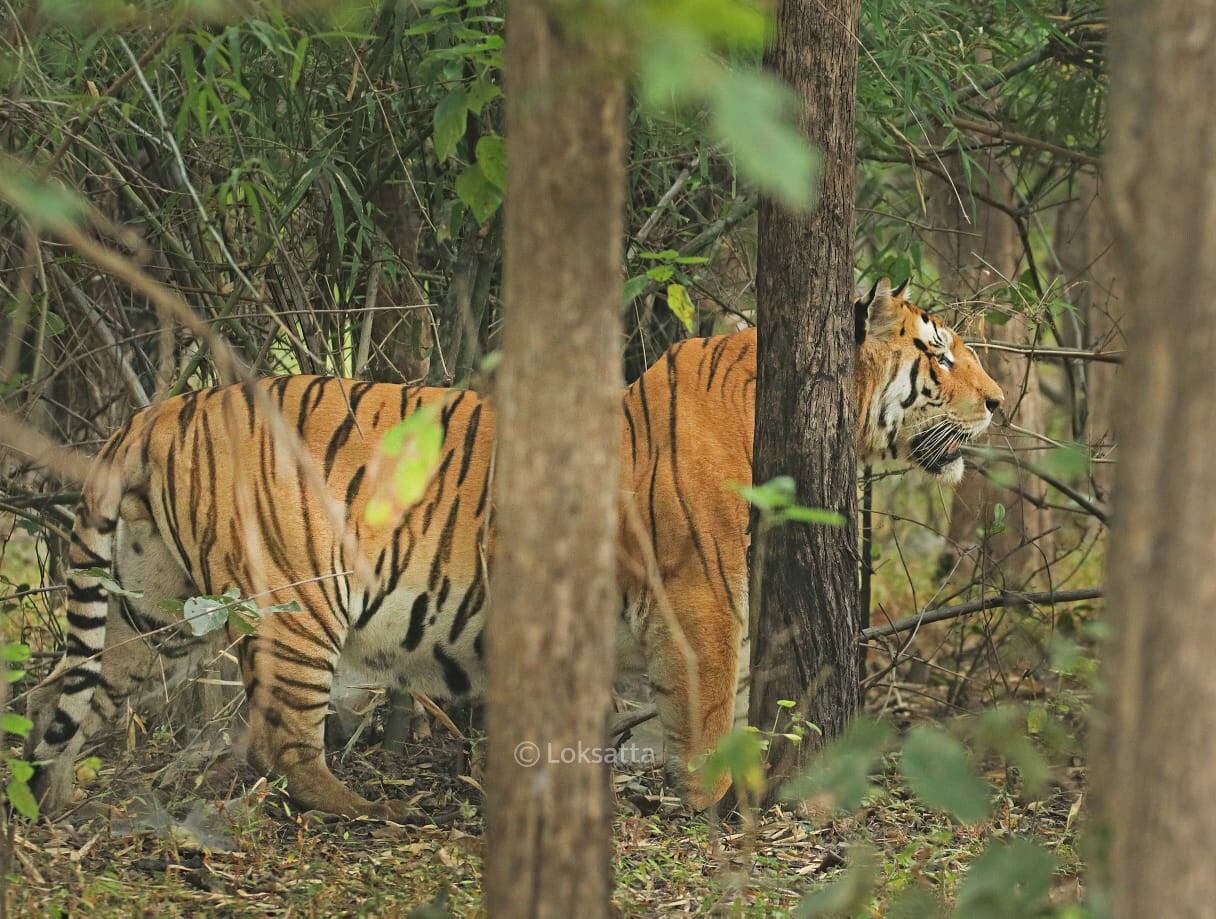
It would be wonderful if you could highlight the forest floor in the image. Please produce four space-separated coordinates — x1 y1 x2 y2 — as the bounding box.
4 690 1089 918
2 510 1101 916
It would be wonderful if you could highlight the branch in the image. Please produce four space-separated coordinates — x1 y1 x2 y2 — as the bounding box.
981 451 1111 523
967 340 1124 364
0 489 81 509
950 115 1101 168
860 588 1103 641
609 703 659 738
53 264 151 406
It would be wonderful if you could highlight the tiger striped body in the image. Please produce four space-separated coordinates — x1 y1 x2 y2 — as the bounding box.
28 278 1003 817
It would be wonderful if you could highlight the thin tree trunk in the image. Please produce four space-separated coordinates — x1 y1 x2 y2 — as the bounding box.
749 0 862 803
483 3 625 916
1055 173 1122 499
1100 0 1216 914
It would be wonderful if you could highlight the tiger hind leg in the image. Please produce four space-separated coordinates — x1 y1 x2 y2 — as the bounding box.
242 596 419 820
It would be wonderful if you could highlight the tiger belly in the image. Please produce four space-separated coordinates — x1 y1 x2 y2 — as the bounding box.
338 582 487 704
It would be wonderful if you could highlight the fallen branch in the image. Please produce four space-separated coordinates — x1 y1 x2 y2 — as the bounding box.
609 703 659 739
860 588 1103 641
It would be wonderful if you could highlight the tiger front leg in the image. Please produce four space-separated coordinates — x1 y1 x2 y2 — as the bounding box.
242 610 419 821
638 580 742 811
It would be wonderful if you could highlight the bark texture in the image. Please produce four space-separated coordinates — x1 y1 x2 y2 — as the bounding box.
1101 1 1216 915
1055 173 1123 498
484 4 625 917
749 0 862 800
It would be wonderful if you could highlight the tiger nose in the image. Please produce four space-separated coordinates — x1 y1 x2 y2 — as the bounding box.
985 396 1002 414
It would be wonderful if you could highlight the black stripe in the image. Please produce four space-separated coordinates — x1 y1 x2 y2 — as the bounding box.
623 401 638 467
67 583 106 604
66 610 105 630
705 335 733 390
900 361 920 408
270 687 330 712
433 644 471 696
421 450 455 533
402 593 429 651
275 674 332 694
44 709 79 745
428 496 461 592
345 466 366 508
457 403 483 487
448 566 485 644
440 390 469 430
270 639 337 673
667 357 714 584
61 668 102 694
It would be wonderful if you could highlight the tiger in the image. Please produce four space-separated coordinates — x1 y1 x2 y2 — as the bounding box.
26 277 1003 818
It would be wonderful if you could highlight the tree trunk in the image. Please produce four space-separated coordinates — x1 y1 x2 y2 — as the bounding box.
483 4 625 917
749 0 862 804
1055 173 1122 500
1100 1 1216 915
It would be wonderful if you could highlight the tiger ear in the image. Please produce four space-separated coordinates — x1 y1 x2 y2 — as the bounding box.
856 277 903 344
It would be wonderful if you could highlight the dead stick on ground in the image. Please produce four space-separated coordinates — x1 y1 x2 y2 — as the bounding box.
860 588 1103 641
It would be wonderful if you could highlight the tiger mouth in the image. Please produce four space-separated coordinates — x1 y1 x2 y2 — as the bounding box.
909 424 971 473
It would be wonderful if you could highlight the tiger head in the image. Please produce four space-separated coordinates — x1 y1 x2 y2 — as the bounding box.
855 278 1004 485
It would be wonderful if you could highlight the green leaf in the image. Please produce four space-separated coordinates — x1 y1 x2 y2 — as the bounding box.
465 78 501 115
433 87 469 161
954 839 1056 919
781 505 846 526
646 265 675 283
475 135 506 191
622 274 649 304
901 727 991 823
783 717 892 811
6 778 38 820
289 36 309 89
183 594 231 637
8 758 34 783
368 403 445 523
701 726 765 795
636 26 713 109
666 283 696 333
455 163 502 224
969 706 1051 796
0 171 86 232
3 643 31 663
734 475 797 512
69 568 143 599
45 311 66 335
1 713 33 738
712 70 820 211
